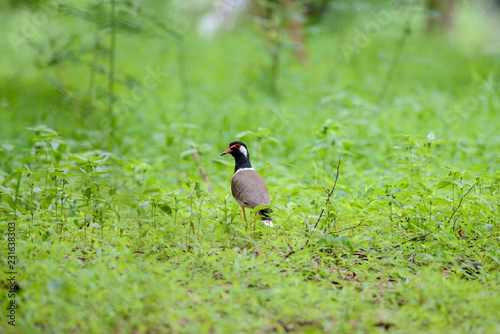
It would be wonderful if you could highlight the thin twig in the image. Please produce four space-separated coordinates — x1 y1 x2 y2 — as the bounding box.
393 185 473 249
392 231 432 249
402 232 431 245
300 156 341 251
447 185 474 226
190 141 213 193
283 243 295 259
332 221 364 235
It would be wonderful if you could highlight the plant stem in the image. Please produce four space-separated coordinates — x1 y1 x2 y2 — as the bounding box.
447 185 474 226
189 141 213 193
300 156 341 251
14 172 21 219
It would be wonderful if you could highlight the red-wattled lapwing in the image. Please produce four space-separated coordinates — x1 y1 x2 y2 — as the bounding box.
220 141 273 227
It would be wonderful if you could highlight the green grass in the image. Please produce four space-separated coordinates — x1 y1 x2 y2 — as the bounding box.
1 1 500 333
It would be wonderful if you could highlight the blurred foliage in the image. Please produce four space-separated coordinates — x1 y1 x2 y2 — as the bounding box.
1 0 500 333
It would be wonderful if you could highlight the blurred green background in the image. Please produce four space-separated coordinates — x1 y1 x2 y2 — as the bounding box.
1 0 500 333
1 0 498 163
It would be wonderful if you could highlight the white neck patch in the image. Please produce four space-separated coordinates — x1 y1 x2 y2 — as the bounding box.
233 167 254 175
239 145 248 158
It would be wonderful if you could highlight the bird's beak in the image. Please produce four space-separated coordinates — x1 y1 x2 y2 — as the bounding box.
220 148 232 156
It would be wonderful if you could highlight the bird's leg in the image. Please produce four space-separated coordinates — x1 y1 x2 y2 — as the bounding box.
241 207 248 231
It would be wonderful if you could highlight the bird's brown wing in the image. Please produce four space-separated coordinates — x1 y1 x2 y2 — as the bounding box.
231 169 271 208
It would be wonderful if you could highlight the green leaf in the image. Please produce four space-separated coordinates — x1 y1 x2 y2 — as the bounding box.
468 165 487 172
12 166 31 174
74 219 85 228
320 237 354 252
49 171 67 179
0 186 13 195
474 195 495 212
235 130 256 138
91 153 112 162
42 194 56 208
82 187 92 199
440 166 458 172
437 180 452 189
74 154 88 161
482 224 494 230
1 193 15 209
180 149 196 159
159 204 172 216
146 177 158 187
267 136 282 145
27 126 58 135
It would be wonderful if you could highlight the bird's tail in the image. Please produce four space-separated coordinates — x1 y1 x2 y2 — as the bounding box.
258 208 273 227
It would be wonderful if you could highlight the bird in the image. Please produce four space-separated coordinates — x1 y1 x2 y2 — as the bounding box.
220 141 273 227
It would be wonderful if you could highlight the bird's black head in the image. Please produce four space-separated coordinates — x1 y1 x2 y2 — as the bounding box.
220 141 252 171
220 141 249 159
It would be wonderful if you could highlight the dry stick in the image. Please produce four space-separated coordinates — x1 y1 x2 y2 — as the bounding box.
300 156 341 251
392 231 432 249
447 185 474 226
283 243 295 259
333 221 364 235
397 232 432 247
189 141 214 193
